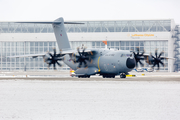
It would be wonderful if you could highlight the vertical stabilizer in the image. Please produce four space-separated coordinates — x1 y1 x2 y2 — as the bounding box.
52 17 71 51
15 17 83 51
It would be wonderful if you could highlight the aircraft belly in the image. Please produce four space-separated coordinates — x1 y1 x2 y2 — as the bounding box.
75 67 99 75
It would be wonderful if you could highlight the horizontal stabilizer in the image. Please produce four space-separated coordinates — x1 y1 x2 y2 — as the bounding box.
15 21 84 24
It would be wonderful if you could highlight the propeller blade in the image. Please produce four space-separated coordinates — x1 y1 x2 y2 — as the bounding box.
133 52 136 56
90 59 93 64
53 63 56 70
140 49 145 56
56 58 63 61
53 48 56 56
136 47 140 52
137 51 139 55
78 62 82 68
82 47 86 54
140 57 144 60
159 60 164 67
155 49 158 58
158 51 164 58
49 53 53 58
153 62 156 67
135 61 139 67
77 47 81 57
139 60 144 67
135 47 139 55
83 60 87 66
57 54 63 57
90 51 93 55
157 63 160 70
56 62 62 67
160 57 165 60
84 56 90 61
151 55 155 59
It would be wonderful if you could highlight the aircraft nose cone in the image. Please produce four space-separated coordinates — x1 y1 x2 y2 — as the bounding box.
126 58 136 69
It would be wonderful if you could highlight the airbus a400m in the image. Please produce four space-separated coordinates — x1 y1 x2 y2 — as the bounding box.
9 17 171 78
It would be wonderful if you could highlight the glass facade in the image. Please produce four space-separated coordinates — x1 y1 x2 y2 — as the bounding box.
0 41 64 71
0 20 171 33
0 19 171 71
0 41 168 71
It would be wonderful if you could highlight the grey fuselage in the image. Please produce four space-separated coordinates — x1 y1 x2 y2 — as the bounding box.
64 48 136 75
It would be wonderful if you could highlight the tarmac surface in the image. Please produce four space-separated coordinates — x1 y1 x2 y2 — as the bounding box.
0 71 180 81
0 71 180 120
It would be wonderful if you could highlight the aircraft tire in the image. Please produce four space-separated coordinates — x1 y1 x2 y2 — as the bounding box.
120 73 126 78
103 75 115 78
78 75 90 78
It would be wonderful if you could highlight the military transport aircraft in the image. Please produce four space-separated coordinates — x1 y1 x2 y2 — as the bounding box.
9 17 171 78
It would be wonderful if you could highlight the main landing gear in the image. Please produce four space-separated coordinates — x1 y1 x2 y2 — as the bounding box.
120 73 126 78
78 75 90 78
102 74 115 78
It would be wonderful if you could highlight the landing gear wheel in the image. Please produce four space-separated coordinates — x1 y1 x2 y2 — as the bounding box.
102 74 115 78
120 73 126 78
78 75 90 78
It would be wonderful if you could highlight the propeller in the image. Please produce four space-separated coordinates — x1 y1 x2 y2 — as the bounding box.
44 48 64 70
133 47 145 67
72 47 92 68
150 49 165 70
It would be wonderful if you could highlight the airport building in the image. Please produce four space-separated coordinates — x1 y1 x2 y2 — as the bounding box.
0 19 179 72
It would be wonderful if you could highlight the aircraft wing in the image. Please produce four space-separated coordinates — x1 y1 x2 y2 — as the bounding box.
7 53 46 58
160 56 175 60
7 49 94 58
143 53 175 60
61 49 92 54
143 53 175 65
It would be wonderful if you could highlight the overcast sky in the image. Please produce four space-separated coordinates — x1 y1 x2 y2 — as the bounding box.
0 0 180 23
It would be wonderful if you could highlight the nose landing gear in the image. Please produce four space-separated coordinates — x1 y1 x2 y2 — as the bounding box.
120 73 126 78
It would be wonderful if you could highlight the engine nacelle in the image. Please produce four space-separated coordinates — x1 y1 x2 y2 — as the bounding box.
44 53 52 64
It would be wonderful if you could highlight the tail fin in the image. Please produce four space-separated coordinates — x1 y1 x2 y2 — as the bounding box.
52 17 71 51
15 17 83 51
